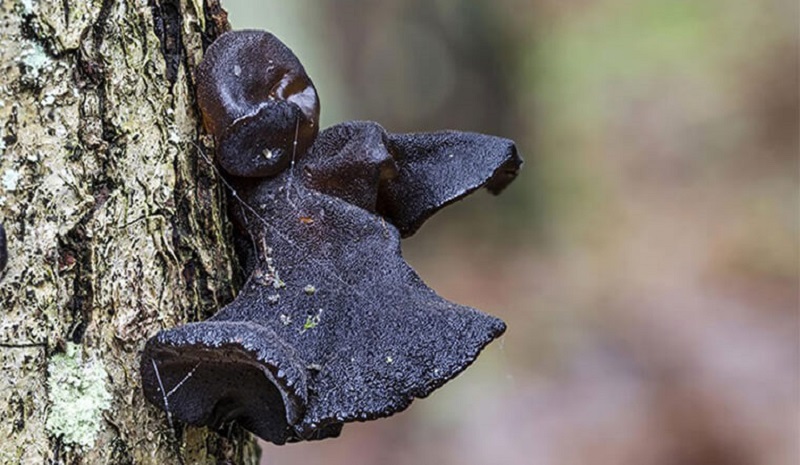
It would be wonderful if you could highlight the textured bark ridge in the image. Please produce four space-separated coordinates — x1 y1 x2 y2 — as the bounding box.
0 223 7 271
140 30 522 445
0 1 257 463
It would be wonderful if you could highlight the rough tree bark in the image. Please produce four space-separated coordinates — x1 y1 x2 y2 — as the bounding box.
0 0 259 463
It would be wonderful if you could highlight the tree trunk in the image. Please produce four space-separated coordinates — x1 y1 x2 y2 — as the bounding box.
0 0 258 463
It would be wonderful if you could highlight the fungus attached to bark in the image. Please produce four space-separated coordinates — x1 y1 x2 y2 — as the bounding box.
140 30 522 445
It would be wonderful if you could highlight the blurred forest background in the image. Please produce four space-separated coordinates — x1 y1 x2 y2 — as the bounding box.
224 1 798 464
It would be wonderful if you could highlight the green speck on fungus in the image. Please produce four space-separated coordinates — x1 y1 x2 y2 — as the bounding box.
46 343 112 450
301 311 322 333
302 317 318 331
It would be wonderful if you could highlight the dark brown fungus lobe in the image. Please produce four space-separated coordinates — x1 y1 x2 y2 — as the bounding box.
383 131 520 236
0 223 6 271
141 30 521 445
196 30 320 177
305 121 521 236
304 122 399 213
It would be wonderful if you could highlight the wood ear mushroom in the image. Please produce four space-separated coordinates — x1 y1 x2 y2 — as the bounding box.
141 30 522 444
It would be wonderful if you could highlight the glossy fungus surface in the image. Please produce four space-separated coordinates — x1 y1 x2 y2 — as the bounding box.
196 30 320 177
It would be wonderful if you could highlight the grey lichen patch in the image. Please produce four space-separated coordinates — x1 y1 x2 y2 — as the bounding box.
2 169 22 191
18 42 52 86
18 0 36 16
45 343 112 450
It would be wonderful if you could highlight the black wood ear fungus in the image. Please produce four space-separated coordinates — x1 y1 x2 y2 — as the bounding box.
141 30 522 445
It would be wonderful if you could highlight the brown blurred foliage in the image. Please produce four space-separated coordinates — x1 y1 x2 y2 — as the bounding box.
223 0 799 464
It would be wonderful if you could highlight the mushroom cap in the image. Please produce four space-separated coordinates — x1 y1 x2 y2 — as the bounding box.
196 30 320 177
141 321 335 443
